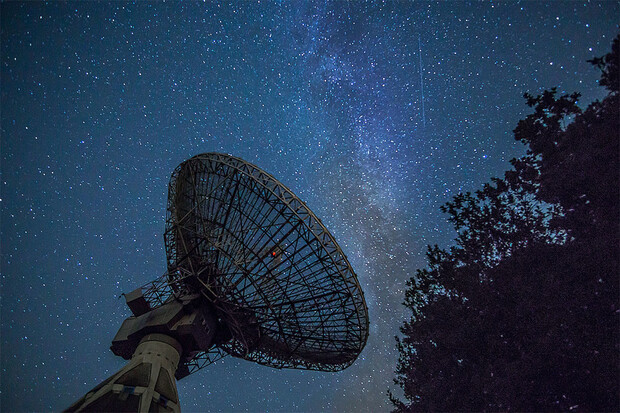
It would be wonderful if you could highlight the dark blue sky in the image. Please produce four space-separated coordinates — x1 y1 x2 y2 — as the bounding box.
2 1 618 411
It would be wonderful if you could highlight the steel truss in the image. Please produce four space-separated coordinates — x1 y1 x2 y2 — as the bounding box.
143 153 369 375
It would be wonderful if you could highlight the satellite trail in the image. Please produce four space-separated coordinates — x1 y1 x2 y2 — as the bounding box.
418 36 426 128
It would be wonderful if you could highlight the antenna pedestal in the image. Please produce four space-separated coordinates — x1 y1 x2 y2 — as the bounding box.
66 292 220 412
65 334 182 412
110 291 219 379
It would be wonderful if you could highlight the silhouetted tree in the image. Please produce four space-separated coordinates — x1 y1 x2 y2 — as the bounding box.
390 35 619 412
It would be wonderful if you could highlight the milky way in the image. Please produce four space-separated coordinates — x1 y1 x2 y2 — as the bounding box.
2 2 618 411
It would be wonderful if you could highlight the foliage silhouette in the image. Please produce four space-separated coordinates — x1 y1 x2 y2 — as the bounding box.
390 34 619 412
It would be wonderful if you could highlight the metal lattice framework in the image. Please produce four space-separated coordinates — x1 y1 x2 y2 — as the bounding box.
142 153 368 375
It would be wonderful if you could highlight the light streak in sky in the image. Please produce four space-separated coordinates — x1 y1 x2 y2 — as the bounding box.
418 36 426 129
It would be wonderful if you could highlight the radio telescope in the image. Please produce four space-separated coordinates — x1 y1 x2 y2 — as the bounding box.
66 153 369 412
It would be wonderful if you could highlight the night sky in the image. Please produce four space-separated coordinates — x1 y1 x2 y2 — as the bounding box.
1 1 618 412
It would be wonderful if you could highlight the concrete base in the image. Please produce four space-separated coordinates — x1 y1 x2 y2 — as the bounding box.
65 334 182 413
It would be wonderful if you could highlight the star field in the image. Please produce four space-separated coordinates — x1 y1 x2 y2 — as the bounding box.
1 2 618 411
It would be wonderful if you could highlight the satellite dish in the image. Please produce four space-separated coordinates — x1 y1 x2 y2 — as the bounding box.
66 153 369 412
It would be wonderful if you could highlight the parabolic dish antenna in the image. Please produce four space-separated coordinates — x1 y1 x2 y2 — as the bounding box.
66 153 369 412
